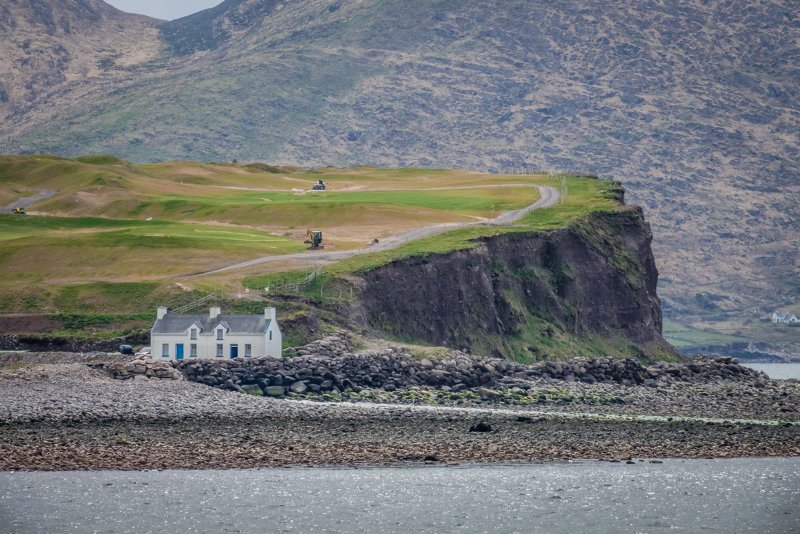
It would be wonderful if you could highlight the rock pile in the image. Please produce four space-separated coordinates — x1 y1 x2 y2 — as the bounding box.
90 332 767 397
281 333 356 358
175 347 497 396
169 341 764 397
90 360 183 381
518 355 759 387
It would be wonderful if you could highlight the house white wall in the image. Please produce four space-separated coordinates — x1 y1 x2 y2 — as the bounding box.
150 307 282 361
151 330 275 360
266 320 282 358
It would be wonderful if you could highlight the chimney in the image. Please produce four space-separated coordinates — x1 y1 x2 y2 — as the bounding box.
264 307 276 320
157 306 168 320
210 306 221 319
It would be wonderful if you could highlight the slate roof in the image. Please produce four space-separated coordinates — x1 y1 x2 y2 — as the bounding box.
152 314 272 335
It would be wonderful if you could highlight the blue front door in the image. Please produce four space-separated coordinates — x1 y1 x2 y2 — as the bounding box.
230 345 239 359
176 344 184 360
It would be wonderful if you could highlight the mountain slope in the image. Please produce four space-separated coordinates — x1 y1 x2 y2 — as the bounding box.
0 0 797 324
0 0 163 120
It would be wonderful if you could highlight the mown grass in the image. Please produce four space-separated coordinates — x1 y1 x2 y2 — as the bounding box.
326 175 621 274
0 213 305 281
125 187 538 227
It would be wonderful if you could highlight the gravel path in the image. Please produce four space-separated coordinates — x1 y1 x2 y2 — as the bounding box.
2 189 55 211
1 363 797 470
195 185 560 275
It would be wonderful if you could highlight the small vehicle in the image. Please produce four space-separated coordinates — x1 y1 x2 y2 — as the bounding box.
11 207 25 215
304 228 324 249
311 180 326 191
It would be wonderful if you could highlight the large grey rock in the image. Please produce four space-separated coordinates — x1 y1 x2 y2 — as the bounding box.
289 381 308 394
241 384 263 396
264 386 286 397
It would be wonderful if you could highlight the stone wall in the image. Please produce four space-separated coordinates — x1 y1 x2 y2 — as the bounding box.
90 360 183 381
92 333 767 396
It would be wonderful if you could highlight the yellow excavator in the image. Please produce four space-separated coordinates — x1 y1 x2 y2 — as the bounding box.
304 228 324 249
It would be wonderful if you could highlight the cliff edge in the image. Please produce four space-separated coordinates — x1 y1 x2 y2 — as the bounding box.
350 204 676 362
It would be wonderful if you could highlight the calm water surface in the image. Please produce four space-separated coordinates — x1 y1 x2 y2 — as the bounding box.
1 458 798 533
742 363 800 380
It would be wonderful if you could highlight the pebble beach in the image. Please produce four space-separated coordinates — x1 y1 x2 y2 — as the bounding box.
1 358 798 471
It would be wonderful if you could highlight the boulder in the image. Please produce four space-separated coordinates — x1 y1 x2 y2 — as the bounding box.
241 384 263 396
469 421 493 433
264 386 286 397
289 381 308 394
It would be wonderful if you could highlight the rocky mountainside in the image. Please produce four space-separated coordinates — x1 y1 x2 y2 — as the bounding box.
0 0 797 322
0 0 162 118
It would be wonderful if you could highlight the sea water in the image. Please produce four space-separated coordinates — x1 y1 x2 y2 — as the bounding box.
742 362 800 380
1 458 798 533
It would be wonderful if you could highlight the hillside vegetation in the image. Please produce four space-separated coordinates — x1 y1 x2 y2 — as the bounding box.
0 156 636 357
0 0 797 332
0 155 565 304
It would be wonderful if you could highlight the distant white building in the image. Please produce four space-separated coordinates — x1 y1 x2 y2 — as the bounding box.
150 306 282 361
772 311 799 325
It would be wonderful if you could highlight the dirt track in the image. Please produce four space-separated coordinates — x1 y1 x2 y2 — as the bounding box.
2 189 55 211
196 185 560 275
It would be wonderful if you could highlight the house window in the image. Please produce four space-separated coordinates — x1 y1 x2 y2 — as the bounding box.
162 343 169 358
216 344 223 358
190 344 197 357
216 329 223 340
269 330 273 341
190 328 197 340
245 344 252 358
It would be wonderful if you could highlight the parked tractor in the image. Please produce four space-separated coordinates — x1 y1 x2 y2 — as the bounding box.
304 228 324 249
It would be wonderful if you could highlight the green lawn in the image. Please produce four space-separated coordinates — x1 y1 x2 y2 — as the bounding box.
661 319 747 349
0 214 305 282
324 174 621 273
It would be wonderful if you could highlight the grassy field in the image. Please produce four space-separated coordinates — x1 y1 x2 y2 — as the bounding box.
661 320 748 349
0 213 306 282
0 156 622 347
245 173 621 284
663 317 800 353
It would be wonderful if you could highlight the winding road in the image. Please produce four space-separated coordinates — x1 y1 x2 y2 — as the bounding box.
196 185 560 276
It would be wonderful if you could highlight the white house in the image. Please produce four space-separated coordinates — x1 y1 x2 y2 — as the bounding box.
150 306 282 361
772 311 799 325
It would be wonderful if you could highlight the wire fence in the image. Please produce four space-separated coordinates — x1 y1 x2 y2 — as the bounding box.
264 267 324 295
171 291 223 314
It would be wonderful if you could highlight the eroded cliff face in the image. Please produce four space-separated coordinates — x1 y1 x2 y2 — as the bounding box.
352 206 677 362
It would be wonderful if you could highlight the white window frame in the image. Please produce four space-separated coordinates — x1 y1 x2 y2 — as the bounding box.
216 329 224 340
190 328 197 340
245 344 252 358
162 343 169 358
268 330 273 341
216 344 223 358
190 343 197 357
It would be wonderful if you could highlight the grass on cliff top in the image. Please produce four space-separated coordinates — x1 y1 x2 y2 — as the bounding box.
242 175 622 291
0 156 538 227
320 174 620 274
